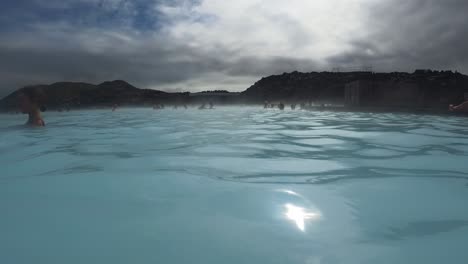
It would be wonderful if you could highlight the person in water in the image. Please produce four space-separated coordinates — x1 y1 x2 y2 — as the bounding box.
17 87 46 126
278 102 285 110
449 101 468 112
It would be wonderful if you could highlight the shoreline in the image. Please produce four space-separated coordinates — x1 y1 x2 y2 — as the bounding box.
1 104 467 117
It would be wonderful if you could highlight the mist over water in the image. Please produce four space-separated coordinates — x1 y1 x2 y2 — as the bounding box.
1 107 468 263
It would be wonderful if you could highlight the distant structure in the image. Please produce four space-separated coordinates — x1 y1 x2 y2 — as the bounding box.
344 79 420 107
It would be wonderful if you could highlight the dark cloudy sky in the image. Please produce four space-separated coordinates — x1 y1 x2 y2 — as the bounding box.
0 0 467 96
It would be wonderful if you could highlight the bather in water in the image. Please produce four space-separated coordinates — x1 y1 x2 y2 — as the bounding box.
449 101 468 112
17 87 46 127
278 102 285 110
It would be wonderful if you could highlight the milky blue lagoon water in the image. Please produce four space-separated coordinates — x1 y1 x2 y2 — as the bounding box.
1 107 468 264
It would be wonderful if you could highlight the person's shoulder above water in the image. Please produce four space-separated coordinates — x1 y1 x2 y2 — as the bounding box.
449 101 468 112
17 86 46 127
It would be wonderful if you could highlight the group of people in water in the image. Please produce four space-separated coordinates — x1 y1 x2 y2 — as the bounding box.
263 101 327 110
13 87 220 127
264 100 468 112
151 101 214 110
12 86 468 127
264 102 285 110
198 102 215 110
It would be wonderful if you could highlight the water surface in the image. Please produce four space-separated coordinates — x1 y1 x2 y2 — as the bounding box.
1 107 468 263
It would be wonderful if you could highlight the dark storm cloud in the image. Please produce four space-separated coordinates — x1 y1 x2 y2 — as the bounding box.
0 0 218 95
0 32 222 91
0 0 198 32
0 0 320 96
0 26 317 95
2 0 468 97
328 0 468 73
226 57 318 77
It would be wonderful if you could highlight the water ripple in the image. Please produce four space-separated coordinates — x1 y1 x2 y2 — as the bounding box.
1 107 468 185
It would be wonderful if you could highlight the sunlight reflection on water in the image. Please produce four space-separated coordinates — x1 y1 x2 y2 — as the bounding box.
1 107 468 264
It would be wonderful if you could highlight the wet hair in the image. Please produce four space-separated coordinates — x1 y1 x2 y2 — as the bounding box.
20 86 47 112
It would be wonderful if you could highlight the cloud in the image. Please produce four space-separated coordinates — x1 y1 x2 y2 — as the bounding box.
165 0 373 59
1 0 468 97
327 0 468 73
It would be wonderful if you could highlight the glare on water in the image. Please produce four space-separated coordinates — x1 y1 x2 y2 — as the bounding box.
1 107 468 264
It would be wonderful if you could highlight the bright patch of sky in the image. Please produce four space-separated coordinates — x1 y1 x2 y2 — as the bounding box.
0 0 467 95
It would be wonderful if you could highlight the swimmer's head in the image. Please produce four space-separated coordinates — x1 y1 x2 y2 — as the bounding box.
17 87 46 114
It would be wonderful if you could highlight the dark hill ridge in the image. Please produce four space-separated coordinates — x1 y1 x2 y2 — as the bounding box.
242 71 368 101
1 70 468 111
241 70 468 108
0 80 179 110
98 80 141 91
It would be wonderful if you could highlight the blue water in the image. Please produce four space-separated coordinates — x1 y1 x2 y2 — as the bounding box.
1 107 468 264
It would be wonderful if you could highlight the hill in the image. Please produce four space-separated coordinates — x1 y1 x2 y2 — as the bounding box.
0 80 183 111
241 70 468 108
2 70 468 111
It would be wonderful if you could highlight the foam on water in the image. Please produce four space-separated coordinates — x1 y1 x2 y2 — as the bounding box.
1 107 468 264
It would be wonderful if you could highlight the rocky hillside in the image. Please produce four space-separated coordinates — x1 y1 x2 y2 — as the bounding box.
241 71 368 102
2 70 468 111
241 70 468 106
0 80 186 111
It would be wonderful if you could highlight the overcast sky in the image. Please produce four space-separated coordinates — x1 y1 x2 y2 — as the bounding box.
0 0 467 96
